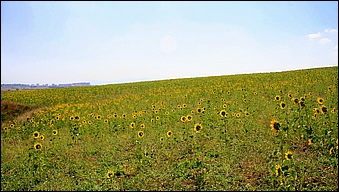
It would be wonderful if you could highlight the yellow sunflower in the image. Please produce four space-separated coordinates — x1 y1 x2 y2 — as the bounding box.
292 98 298 105
219 110 227 117
194 123 202 133
130 122 136 128
106 170 114 178
317 98 324 105
180 116 187 122
275 95 280 101
285 151 293 160
279 102 286 109
186 115 192 121
320 105 327 114
138 131 144 138
34 143 42 150
314 108 320 114
52 130 58 136
275 164 282 177
307 139 312 146
270 120 281 132
287 93 292 99
167 130 172 137
33 131 40 138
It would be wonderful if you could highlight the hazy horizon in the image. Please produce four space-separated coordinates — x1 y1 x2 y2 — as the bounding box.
1 65 336 87
1 2 338 86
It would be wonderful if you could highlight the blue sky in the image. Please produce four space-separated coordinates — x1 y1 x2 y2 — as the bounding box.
1 1 338 85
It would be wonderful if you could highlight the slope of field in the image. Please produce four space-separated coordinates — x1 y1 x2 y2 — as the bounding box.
1 66 338 190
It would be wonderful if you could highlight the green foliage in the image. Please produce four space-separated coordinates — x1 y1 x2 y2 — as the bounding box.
1 66 338 190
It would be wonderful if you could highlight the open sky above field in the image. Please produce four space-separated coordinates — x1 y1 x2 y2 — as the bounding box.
1 1 338 85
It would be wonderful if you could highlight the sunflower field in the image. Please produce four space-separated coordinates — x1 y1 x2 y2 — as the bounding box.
1 66 338 190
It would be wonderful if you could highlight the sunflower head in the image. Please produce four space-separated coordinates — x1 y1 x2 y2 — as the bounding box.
33 131 40 138
180 116 187 122
186 115 192 121
34 143 42 150
292 98 298 104
52 130 58 136
194 123 202 133
270 120 281 132
219 110 227 117
314 108 320 114
329 147 334 155
280 102 286 109
320 106 327 114
299 101 306 108
317 98 324 105
275 95 280 101
275 164 282 177
106 170 114 178
130 122 136 128
138 131 144 138
167 130 172 137
285 151 293 160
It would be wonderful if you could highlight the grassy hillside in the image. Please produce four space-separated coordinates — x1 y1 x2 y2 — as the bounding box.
1 66 338 190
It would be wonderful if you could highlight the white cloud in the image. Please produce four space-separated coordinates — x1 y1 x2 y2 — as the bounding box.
308 32 322 39
335 44 338 50
324 28 338 33
318 38 332 45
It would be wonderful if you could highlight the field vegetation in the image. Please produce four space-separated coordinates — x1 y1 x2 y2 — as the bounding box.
1 66 338 190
